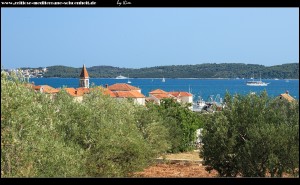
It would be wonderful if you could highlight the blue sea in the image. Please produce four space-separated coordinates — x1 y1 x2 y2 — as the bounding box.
29 78 299 101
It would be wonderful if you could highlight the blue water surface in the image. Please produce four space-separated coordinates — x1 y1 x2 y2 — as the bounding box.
29 78 299 101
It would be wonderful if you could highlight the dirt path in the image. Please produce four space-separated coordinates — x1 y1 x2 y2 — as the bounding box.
132 163 218 177
131 150 219 178
157 150 202 161
131 150 296 177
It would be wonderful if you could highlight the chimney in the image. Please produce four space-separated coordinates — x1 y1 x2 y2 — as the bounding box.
75 90 77 95
105 84 108 88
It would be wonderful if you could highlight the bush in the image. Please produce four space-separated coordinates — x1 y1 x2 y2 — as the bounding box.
1 72 85 177
200 91 299 177
1 73 170 177
147 98 204 153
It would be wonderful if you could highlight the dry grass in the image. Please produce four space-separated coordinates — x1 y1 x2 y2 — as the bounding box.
158 150 201 161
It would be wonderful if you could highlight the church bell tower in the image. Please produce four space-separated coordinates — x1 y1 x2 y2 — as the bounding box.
79 64 89 88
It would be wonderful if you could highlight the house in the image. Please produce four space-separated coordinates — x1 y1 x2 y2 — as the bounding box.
108 83 146 105
169 91 193 104
28 84 60 99
63 88 84 102
169 91 193 109
108 83 142 93
148 89 175 105
89 86 116 98
148 89 193 108
278 91 296 103
113 91 146 105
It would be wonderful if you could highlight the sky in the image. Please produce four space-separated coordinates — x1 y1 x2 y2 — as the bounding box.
1 8 299 69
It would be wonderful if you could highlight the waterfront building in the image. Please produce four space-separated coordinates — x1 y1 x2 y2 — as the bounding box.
148 89 193 109
107 83 146 106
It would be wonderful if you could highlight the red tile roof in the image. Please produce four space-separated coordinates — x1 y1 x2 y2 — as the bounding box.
149 89 168 94
90 86 116 97
25 84 58 93
279 92 295 102
44 88 60 94
38 85 56 93
77 87 90 94
151 93 174 99
104 89 117 97
169 92 193 97
33 85 42 91
64 88 81 97
108 83 140 91
113 91 145 98
80 64 89 78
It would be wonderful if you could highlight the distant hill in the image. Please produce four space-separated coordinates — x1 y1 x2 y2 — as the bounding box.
42 63 299 79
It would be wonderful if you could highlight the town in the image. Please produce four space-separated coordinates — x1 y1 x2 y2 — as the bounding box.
23 65 195 108
19 64 295 111
2 67 47 78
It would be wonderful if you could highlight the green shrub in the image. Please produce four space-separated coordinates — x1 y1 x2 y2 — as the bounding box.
147 98 204 153
200 91 299 177
1 74 170 177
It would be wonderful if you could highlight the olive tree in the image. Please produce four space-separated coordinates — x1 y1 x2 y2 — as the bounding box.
200 91 299 177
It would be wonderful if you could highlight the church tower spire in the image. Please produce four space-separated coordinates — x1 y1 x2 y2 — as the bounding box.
79 64 89 88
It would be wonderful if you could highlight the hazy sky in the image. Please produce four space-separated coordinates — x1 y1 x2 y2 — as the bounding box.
1 8 299 69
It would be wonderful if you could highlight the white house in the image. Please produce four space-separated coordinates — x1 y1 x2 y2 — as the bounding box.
108 83 146 106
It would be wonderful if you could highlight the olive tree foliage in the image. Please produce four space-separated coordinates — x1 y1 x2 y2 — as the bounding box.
58 89 169 177
1 72 170 177
200 91 299 177
147 98 204 153
1 71 86 177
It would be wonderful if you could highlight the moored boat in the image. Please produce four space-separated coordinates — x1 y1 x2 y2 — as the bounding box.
246 73 269 86
116 75 127 79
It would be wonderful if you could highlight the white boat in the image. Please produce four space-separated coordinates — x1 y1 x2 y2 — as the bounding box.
193 96 206 112
162 77 165 82
116 75 127 79
246 81 269 86
246 73 269 86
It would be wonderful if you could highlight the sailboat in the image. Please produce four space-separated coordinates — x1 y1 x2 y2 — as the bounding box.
127 75 132 84
246 72 269 86
162 77 165 82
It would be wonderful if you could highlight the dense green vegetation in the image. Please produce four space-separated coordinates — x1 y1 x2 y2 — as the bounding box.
41 63 299 79
1 72 204 177
200 91 299 177
2 70 299 177
146 99 204 153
